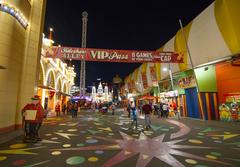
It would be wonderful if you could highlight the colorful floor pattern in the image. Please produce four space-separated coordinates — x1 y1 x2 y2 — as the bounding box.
0 110 239 167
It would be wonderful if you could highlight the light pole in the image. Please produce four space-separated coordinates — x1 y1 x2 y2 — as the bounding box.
179 19 205 120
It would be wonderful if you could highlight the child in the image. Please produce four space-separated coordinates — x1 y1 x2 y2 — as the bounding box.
131 106 138 129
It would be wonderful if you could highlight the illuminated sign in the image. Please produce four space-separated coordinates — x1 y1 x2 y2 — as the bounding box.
0 2 29 29
45 46 183 63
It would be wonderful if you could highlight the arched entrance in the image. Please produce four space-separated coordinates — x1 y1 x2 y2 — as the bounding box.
56 77 62 109
62 83 68 107
46 70 55 111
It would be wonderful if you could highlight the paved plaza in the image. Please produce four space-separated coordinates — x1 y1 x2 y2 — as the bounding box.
0 109 239 167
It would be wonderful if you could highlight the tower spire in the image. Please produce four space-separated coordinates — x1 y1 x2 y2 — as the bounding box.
80 11 88 97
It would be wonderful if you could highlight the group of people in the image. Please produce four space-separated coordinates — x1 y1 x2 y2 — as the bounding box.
55 101 78 118
91 102 117 115
127 98 180 130
128 100 152 130
21 94 179 142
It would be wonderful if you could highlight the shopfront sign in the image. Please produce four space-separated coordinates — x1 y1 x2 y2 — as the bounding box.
45 46 183 63
225 93 240 103
178 75 196 89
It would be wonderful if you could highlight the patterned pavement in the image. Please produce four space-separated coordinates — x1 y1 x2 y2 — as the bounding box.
0 109 239 167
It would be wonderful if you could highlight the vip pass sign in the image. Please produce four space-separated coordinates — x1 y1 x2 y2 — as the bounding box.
45 46 183 63
0 2 29 29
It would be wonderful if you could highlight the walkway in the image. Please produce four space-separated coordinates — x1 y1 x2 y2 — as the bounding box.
0 109 239 167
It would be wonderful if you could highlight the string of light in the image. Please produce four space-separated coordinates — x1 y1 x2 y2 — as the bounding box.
0 2 29 29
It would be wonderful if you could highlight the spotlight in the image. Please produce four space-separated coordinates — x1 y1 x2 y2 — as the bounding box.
10 8 14 14
3 5 8 11
162 67 168 72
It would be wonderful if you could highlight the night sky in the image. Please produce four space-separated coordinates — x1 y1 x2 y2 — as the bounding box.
44 0 214 89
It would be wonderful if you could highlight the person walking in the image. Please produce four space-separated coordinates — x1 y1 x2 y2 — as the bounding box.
71 102 78 118
74 103 78 117
62 103 66 115
131 106 138 129
67 102 71 115
55 102 61 117
111 103 116 115
127 102 131 118
162 100 169 118
130 101 137 129
159 100 164 118
142 101 152 130
154 103 160 118
22 95 44 143
70 102 75 118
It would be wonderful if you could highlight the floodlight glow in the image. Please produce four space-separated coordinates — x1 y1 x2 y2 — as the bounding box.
162 67 168 72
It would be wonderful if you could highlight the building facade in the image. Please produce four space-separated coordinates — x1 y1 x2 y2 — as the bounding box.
39 37 76 114
123 0 240 121
0 0 47 132
92 82 112 103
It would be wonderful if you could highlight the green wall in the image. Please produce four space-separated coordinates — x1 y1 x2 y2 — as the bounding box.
194 65 217 92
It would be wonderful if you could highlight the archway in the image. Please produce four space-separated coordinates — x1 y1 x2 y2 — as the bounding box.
38 62 46 106
55 77 62 109
61 82 68 108
45 70 55 111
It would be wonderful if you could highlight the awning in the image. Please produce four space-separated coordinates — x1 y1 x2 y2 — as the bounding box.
38 85 55 91
38 85 71 96
57 91 71 97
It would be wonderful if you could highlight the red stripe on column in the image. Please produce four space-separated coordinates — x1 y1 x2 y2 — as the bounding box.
213 93 219 120
183 95 187 117
198 92 204 119
205 93 212 120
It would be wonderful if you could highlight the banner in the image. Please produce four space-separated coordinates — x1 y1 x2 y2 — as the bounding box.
141 73 148 89
150 66 158 86
178 75 196 89
45 46 183 63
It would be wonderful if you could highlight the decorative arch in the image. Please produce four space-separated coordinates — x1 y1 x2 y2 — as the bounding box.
56 76 62 91
62 80 68 93
62 83 67 93
45 68 55 88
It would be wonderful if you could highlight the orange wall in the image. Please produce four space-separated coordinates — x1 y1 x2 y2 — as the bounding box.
216 62 240 103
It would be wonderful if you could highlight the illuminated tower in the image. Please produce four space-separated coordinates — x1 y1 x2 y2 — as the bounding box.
92 86 96 102
80 11 88 96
